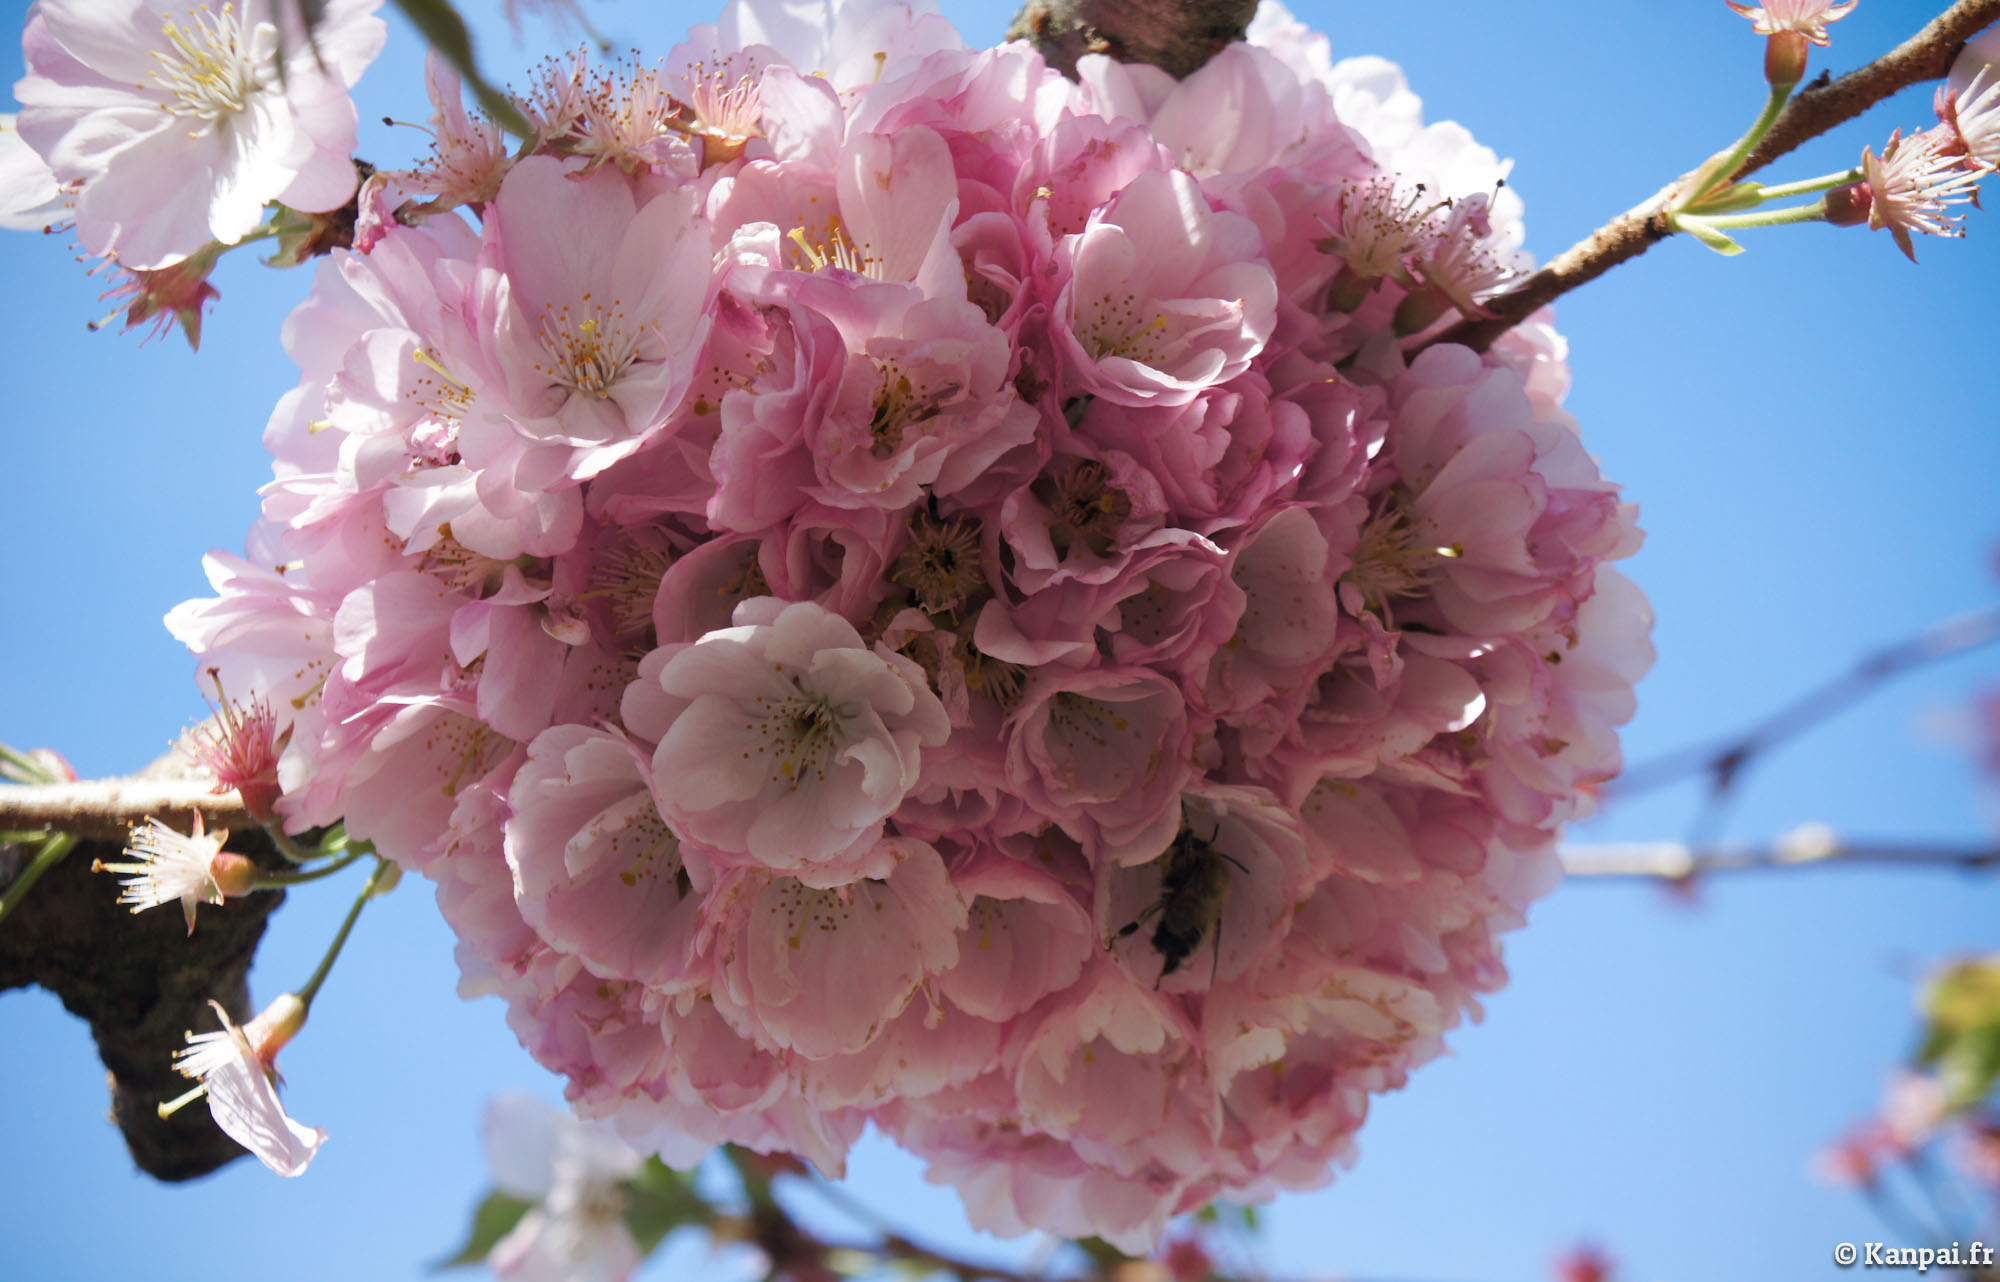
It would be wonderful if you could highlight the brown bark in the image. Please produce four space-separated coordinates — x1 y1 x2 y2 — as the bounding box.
1006 0 1258 79
1 753 281 1180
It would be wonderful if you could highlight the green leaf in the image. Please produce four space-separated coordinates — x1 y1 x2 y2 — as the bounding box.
621 1187 691 1257
1921 958 2000 1033
390 0 534 138
1075 1237 1134 1269
628 1155 694 1196
1673 215 1745 256
1914 958 2000 1112
434 1190 535 1270
1938 1022 2000 1111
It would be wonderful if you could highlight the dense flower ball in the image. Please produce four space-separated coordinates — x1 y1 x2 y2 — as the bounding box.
166 0 1651 1250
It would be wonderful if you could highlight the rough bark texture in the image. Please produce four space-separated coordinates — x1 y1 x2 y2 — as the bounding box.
1007 0 1258 79
1 753 282 1180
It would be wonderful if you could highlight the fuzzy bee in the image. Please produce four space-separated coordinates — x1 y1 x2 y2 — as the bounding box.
1112 822 1248 987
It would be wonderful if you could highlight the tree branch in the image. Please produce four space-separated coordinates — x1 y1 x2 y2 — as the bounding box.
1 751 281 1180
1440 0 2000 351
0 775 253 842
1561 838 2000 880
1006 0 1258 79
1609 605 2000 800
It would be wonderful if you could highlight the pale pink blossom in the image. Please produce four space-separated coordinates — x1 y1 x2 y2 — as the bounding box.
165 995 324 1177
483 1093 644 1282
87 245 222 348
506 724 703 991
181 677 284 820
1002 665 1195 854
1726 0 1858 45
1859 126 1985 261
15 0 386 268
1937 64 2000 173
1053 168 1278 407
0 114 65 230
701 838 965 1058
647 599 951 874
94 813 255 933
450 157 714 489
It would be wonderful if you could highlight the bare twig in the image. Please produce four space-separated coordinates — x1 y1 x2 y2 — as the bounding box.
1608 605 2000 799
1440 0 2000 351
1562 839 2000 880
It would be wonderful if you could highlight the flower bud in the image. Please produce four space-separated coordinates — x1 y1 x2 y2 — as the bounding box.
209 852 260 898
1764 29 1809 90
1822 181 1872 226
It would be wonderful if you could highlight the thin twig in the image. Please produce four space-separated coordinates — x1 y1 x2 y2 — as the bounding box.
0 777 251 841
1561 839 2000 880
1440 0 2000 351
1608 605 2000 800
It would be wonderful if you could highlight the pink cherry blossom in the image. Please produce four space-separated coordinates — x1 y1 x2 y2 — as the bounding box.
449 157 715 490
647 599 951 874
701 838 965 1058
483 1093 644 1282
1053 168 1278 407
1726 0 1858 45
166 996 323 1177
15 0 385 268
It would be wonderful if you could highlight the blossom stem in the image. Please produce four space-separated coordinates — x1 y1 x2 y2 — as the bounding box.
0 833 77 926
260 820 322 866
1677 84 1794 212
1440 0 2000 350
0 742 61 784
294 857 392 1008
1670 201 1830 234
1755 168 1866 199
251 848 366 889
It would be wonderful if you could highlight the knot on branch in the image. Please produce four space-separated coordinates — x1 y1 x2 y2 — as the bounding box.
1008 0 1260 79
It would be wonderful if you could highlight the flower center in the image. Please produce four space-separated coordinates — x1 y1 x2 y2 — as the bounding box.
1344 498 1454 613
1077 290 1173 365
891 511 986 615
786 217 881 278
679 64 763 164
1036 458 1131 558
153 4 270 125
536 297 646 400
406 348 472 463
869 361 951 457
1318 177 1447 281
584 532 676 644
754 684 848 790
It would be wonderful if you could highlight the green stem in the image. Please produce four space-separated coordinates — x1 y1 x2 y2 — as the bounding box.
262 820 321 866
252 848 366 889
0 834 77 926
1676 83 1794 211
0 743 59 785
1673 200 1830 232
295 857 391 1008
1756 168 1864 200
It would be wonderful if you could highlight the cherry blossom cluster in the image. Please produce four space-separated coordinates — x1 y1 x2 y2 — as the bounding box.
138 0 1649 1249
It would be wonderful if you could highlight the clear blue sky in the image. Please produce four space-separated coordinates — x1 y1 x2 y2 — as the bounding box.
2 2 1996 1280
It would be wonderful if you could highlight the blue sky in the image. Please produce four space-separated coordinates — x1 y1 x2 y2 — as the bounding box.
1 2 1995 1280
